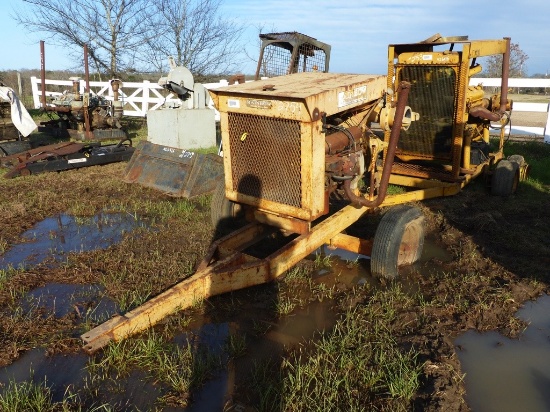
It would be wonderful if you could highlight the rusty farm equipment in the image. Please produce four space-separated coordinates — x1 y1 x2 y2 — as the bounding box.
1 139 134 178
0 42 136 178
122 59 223 197
37 42 126 141
82 35 525 353
123 141 222 198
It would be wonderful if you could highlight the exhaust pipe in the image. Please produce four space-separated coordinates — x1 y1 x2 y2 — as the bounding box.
343 81 411 208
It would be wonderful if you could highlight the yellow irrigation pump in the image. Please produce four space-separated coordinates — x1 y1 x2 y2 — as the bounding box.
82 35 523 353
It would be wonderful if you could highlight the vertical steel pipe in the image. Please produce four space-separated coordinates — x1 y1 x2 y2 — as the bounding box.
40 41 46 108
343 81 411 208
500 37 510 113
83 44 92 139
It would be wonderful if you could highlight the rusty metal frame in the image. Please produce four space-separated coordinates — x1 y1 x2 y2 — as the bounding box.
385 37 510 182
81 167 470 354
254 32 331 80
82 202 372 353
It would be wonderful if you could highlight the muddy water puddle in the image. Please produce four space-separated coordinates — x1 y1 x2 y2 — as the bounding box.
0 349 89 403
456 294 550 412
0 212 149 270
174 323 231 411
21 283 119 323
317 235 453 286
0 233 452 409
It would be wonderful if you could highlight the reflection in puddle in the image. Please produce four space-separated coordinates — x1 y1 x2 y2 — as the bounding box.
0 226 456 410
321 244 370 264
266 300 338 347
174 323 231 411
0 349 164 411
0 212 148 270
455 294 550 412
314 246 373 289
0 348 88 403
21 283 119 323
171 298 340 411
316 235 451 281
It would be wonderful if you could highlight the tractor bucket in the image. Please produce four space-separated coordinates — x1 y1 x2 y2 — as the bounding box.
122 141 223 198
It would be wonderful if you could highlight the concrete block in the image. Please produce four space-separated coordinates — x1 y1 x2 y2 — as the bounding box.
147 108 216 150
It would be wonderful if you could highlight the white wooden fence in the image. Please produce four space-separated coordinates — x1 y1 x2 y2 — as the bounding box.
31 76 550 142
30 76 229 119
469 78 550 142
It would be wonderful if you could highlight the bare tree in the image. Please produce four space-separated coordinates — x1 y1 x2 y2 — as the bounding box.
484 42 529 78
13 0 152 78
242 23 278 78
140 0 245 80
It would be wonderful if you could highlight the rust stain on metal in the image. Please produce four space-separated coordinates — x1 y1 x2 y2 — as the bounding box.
1 142 81 167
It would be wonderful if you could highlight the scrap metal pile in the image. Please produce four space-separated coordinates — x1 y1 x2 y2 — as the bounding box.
0 42 136 178
37 42 126 141
1 138 134 178
0 83 134 179
39 77 126 141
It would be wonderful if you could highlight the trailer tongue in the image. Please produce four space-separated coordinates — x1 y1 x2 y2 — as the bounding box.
81 75 414 353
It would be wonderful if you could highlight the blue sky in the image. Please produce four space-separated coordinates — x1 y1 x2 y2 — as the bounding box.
1 0 549 76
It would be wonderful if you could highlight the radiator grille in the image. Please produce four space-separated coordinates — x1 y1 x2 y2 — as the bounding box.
228 113 302 208
397 65 457 159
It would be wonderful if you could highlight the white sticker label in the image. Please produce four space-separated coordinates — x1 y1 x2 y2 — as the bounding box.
423 54 433 61
338 85 368 108
228 99 240 108
68 158 87 164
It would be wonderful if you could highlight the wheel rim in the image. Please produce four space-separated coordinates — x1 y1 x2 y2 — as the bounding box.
398 217 424 265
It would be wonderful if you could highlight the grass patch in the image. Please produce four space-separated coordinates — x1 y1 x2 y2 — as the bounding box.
225 331 247 359
0 380 110 412
0 380 53 412
0 266 22 292
87 330 223 407
503 140 550 184
249 285 423 412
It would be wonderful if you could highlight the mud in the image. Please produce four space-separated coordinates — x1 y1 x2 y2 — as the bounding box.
20 283 118 323
455 294 550 412
0 158 549 410
0 212 149 270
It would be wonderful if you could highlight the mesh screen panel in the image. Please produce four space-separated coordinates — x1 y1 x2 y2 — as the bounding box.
397 66 457 159
258 44 327 78
228 112 302 208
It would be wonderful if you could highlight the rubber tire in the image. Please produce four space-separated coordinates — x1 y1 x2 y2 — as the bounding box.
210 180 243 233
491 159 519 196
507 154 525 167
371 205 425 280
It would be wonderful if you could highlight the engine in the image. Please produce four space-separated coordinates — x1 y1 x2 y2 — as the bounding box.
209 72 415 224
